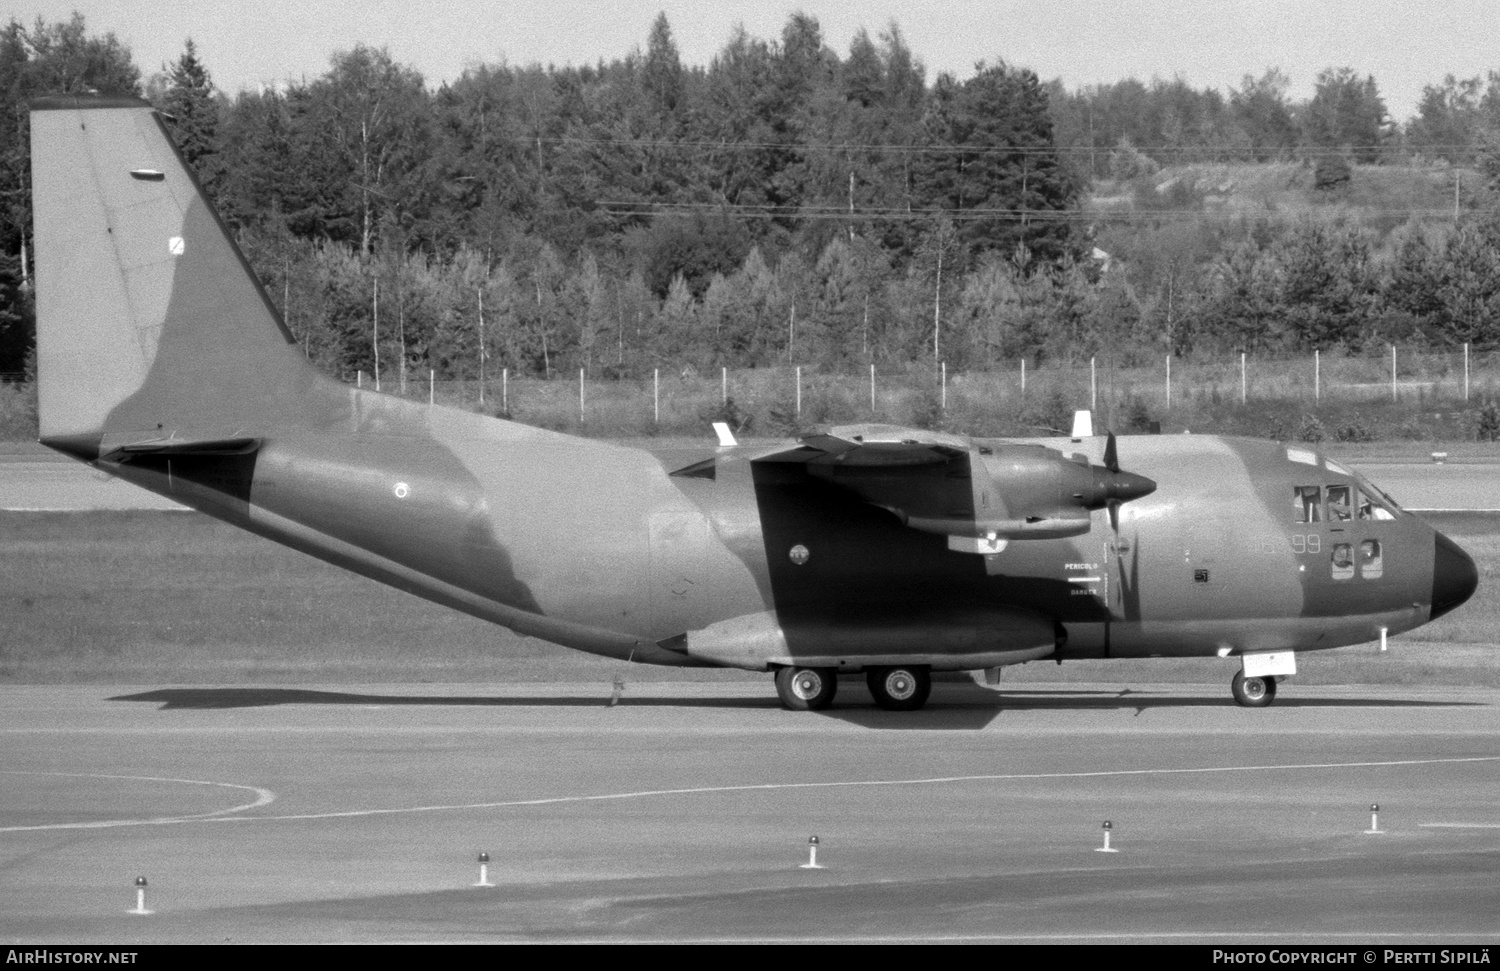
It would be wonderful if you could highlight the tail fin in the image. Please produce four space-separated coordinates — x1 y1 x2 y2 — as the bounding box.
30 95 341 459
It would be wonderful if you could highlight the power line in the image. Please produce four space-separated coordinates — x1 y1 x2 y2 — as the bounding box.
486 132 1497 161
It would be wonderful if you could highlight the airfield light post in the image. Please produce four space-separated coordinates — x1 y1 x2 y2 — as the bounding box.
1379 626 1388 653
475 852 493 887
801 835 823 870
1365 804 1384 835
1096 821 1118 853
129 876 151 915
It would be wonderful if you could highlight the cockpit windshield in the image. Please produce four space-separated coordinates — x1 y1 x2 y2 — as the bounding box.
1290 454 1405 520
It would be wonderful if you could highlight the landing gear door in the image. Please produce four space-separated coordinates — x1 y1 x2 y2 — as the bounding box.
1242 651 1296 678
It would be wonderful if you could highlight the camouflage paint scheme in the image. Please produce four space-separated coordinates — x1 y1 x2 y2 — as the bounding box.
29 97 1478 707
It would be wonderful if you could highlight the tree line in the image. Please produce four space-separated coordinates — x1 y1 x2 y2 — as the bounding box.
5 12 1500 389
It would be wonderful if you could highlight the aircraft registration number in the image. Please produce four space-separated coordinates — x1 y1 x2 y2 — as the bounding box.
1256 534 1323 555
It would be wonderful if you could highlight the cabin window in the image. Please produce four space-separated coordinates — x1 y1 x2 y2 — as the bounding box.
1360 540 1384 579
1331 543 1354 580
1358 488 1397 521
1326 484 1352 521
1293 486 1322 523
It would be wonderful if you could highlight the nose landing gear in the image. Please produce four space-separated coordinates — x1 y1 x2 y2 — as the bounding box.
1231 670 1277 708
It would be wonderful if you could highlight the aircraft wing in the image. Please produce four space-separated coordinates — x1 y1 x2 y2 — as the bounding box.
752 424 1154 546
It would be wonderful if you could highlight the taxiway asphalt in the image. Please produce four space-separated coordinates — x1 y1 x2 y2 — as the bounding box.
2 681 1497 943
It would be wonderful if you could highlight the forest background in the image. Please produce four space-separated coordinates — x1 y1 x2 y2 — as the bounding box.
5 11 1500 441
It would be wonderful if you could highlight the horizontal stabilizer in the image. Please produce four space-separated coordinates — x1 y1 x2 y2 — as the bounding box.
104 436 261 459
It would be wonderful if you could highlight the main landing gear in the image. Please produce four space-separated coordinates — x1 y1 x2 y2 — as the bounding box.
866 665 932 711
772 665 934 712
774 666 838 711
1231 670 1277 708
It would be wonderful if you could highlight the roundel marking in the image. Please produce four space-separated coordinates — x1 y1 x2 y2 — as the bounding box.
393 482 410 499
788 544 810 566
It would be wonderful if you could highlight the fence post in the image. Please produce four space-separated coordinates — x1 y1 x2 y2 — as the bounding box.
1465 342 1470 401
502 368 508 414
795 365 802 416
869 363 876 413
1241 351 1247 405
1315 349 1320 401
722 366 727 405
1165 355 1170 409
941 362 947 411
1021 358 1026 399
1090 357 1097 412
1391 345 1397 401
429 369 434 407
653 368 660 424
579 367 586 422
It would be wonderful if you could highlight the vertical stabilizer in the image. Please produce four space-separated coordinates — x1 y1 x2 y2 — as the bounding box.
30 95 343 458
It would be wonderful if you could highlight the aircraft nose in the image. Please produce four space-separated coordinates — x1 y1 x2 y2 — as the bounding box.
1430 531 1478 621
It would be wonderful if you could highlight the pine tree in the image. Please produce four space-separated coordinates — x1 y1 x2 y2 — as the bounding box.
159 39 222 193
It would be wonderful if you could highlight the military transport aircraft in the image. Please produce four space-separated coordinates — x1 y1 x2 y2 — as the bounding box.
28 95 1478 711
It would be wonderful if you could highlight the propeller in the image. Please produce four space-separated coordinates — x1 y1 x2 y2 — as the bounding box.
1098 431 1155 533
1101 431 1147 623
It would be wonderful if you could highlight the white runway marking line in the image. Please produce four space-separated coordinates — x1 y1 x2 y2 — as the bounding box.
58 755 1495 828
0 770 276 833
1420 822 1500 829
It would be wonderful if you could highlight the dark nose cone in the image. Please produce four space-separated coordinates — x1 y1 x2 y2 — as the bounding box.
1431 532 1479 621
1108 470 1157 504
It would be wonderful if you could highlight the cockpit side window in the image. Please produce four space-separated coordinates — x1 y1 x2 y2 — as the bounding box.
1326 484 1352 521
1293 485 1322 523
1358 488 1397 521
1361 540 1384 579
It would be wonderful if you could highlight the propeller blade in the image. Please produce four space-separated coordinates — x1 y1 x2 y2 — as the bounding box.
1108 499 1120 534
1104 431 1119 473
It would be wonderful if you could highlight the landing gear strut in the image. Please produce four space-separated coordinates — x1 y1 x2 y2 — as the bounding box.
1231 670 1277 708
774 666 838 711
866 665 932 711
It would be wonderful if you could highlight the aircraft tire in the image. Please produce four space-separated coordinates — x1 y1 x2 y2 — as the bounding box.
866 666 932 711
775 666 838 711
1231 671 1277 708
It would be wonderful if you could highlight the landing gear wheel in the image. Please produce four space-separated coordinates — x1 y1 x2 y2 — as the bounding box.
774 666 838 711
1231 671 1277 708
866 666 932 711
